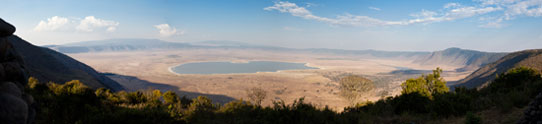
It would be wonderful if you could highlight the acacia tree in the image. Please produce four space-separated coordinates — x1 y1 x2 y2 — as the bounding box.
339 75 374 104
246 87 267 105
401 67 449 98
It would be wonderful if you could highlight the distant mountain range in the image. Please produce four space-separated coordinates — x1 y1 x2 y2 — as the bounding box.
453 49 542 89
46 39 507 72
45 39 196 53
9 36 124 91
413 47 507 72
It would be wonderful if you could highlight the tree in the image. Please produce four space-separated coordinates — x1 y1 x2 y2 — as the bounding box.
465 112 482 124
48 80 94 96
401 67 449 98
163 91 179 104
218 100 254 113
27 77 39 89
149 89 162 102
246 87 267 106
184 96 216 123
27 77 47 94
339 75 374 104
95 88 107 98
124 91 147 104
189 96 214 111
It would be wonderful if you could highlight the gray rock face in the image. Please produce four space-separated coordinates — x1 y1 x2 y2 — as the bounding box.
0 18 34 124
0 82 22 97
518 92 542 124
7 35 124 91
0 93 28 124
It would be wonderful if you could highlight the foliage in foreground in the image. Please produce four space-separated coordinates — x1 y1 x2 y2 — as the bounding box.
26 67 542 123
27 78 341 124
344 67 542 123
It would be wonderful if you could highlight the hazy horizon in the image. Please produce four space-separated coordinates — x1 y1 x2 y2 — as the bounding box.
40 38 511 53
2 0 542 52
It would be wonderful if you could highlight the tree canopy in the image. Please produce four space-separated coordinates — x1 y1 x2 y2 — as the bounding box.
401 67 449 98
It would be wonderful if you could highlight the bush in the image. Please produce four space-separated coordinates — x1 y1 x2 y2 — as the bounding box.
464 112 482 124
163 91 179 104
183 96 217 123
218 100 254 113
430 92 473 117
23 66 542 123
401 67 448 98
123 91 147 104
393 93 431 114
485 67 542 94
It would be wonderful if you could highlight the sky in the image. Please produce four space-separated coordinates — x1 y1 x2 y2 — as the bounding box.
1 0 542 52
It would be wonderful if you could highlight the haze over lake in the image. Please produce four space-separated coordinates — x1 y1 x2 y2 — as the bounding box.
171 61 318 74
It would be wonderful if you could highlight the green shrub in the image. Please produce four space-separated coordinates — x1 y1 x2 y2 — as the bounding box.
401 67 449 98
430 92 472 117
393 93 431 114
123 91 147 104
23 66 542 123
183 96 217 123
163 91 179 104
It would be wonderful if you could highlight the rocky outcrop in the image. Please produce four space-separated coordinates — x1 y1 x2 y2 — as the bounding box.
8 36 124 91
0 18 15 37
518 92 542 124
0 18 35 124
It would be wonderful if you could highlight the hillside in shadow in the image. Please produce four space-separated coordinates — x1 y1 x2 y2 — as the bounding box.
103 73 236 104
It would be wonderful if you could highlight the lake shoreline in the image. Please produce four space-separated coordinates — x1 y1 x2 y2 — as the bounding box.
168 61 319 75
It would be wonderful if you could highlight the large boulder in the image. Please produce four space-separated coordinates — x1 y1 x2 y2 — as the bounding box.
518 92 542 124
0 18 15 37
0 18 34 124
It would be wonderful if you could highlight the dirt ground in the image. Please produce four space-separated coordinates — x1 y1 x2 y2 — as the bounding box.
68 49 471 111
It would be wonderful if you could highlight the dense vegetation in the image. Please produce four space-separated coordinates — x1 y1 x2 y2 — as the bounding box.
27 67 542 123
344 67 542 123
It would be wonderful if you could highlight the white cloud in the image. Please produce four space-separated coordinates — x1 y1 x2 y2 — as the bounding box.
305 2 318 7
76 16 119 32
477 0 521 6
404 6 502 26
479 16 505 28
369 7 381 11
264 1 404 27
33 16 69 31
265 1 542 28
503 0 542 18
475 0 542 27
446 6 502 20
410 10 438 18
444 3 461 9
154 24 184 37
34 16 119 32
264 1 499 27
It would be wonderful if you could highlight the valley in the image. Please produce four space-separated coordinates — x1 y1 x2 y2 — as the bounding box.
3 0 542 122
68 48 474 110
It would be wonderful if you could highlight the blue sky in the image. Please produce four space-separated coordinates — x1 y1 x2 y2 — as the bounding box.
1 0 542 52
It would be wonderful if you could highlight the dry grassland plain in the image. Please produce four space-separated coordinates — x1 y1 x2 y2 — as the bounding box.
68 49 472 110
